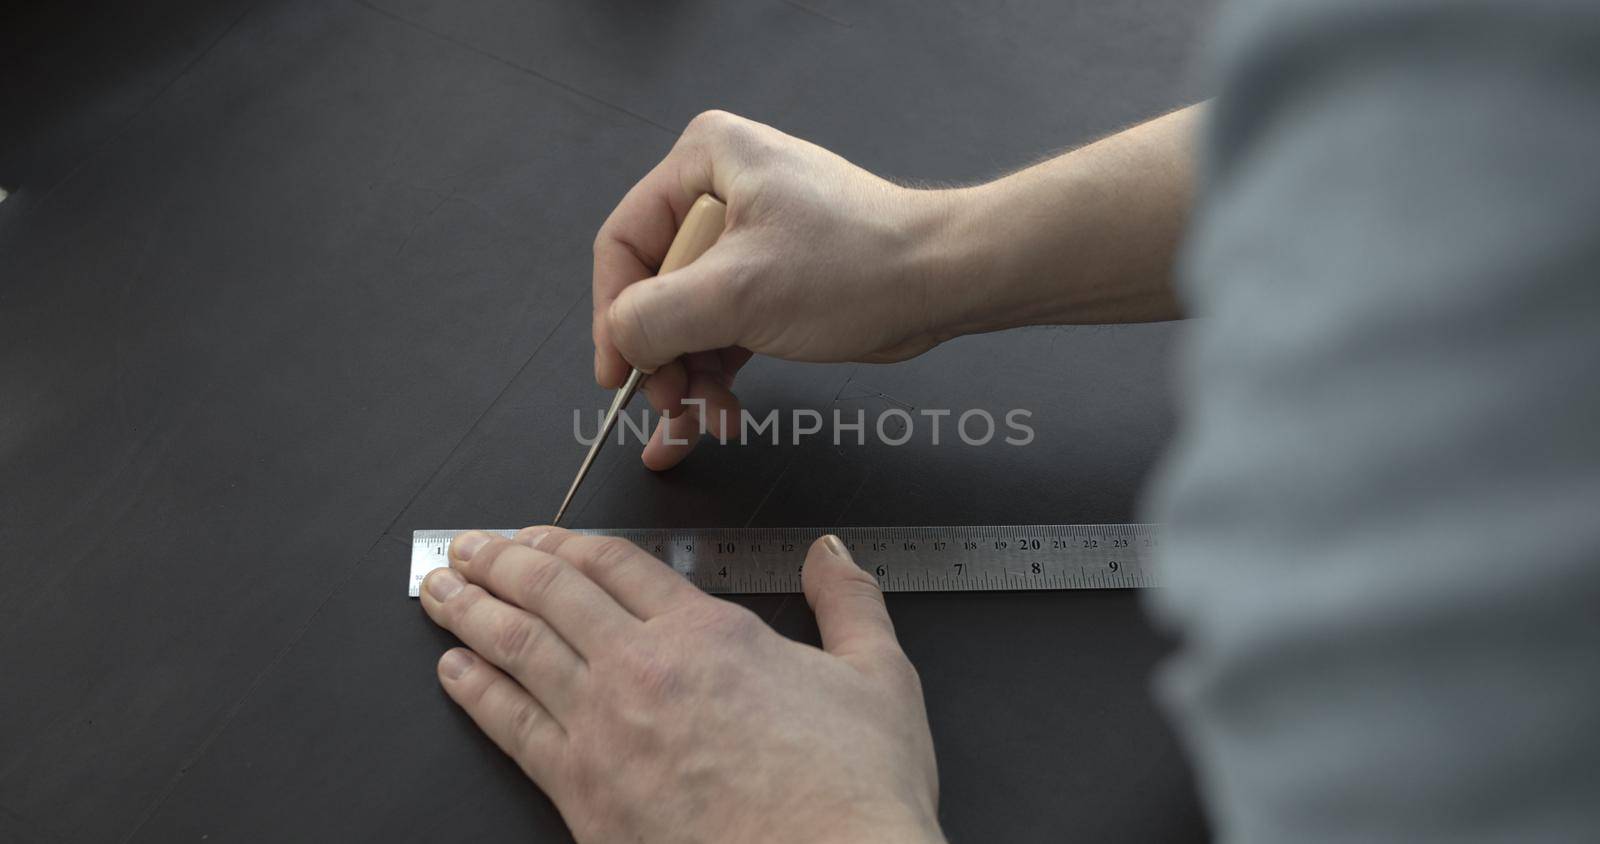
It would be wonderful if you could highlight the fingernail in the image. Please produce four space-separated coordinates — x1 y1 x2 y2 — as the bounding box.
824 534 848 557
453 531 490 561
439 649 474 680
426 568 465 601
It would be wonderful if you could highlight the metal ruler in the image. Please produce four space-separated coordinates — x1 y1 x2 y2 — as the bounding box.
409 524 1159 597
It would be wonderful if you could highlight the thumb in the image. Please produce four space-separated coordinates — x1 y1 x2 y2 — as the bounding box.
606 253 745 373
802 535 901 662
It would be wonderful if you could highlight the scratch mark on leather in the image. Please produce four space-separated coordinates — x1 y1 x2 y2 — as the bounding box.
741 451 800 528
836 386 918 412
355 0 676 136
830 367 858 403
778 0 852 28
128 293 588 842
567 444 630 525
393 195 449 256
24 1 261 214
833 467 873 524
764 594 793 625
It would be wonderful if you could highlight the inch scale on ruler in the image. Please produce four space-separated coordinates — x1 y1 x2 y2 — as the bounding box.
409 524 1160 597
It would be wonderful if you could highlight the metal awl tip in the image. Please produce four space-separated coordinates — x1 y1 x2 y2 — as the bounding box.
553 368 645 526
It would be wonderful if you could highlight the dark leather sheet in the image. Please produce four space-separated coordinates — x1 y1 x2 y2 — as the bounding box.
0 1 1211 840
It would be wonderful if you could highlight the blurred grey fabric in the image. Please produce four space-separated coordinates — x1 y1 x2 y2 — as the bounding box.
1148 0 1600 840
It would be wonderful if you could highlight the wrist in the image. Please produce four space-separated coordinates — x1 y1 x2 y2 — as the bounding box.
903 176 1084 343
750 789 943 844
900 178 1064 343
885 183 996 348
909 111 1196 340
919 180 1027 339
808 810 946 844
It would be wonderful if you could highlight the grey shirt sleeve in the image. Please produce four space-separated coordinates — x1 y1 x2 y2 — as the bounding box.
1144 0 1600 841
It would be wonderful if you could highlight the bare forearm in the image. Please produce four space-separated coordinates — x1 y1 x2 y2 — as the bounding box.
929 103 1201 338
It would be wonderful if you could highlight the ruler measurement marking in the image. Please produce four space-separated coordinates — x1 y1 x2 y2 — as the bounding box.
409 524 1160 596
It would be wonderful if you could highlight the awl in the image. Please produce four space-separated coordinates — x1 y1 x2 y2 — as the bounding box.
554 193 727 525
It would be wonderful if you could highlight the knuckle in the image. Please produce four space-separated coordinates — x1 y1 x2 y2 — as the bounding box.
722 122 776 167
690 601 762 641
684 110 776 167
507 699 546 746
513 554 567 607
537 529 578 557
441 583 483 622
687 108 737 138
583 537 639 578
821 574 884 606
618 641 681 698
469 538 516 578
493 614 547 664
607 292 655 364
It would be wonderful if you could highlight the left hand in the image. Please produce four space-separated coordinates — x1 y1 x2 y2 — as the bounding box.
418 527 945 844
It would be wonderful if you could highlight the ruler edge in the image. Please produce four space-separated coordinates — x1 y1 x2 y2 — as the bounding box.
408 524 1159 597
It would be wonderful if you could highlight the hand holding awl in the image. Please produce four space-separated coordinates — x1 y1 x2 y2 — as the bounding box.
554 194 727 525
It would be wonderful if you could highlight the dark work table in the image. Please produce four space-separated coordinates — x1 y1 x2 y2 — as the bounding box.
1 1 1211 840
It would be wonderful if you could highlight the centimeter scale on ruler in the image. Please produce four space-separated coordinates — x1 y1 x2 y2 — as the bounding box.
409 524 1160 597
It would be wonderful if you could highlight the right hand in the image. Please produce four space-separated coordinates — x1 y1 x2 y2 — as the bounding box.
592 110 962 469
